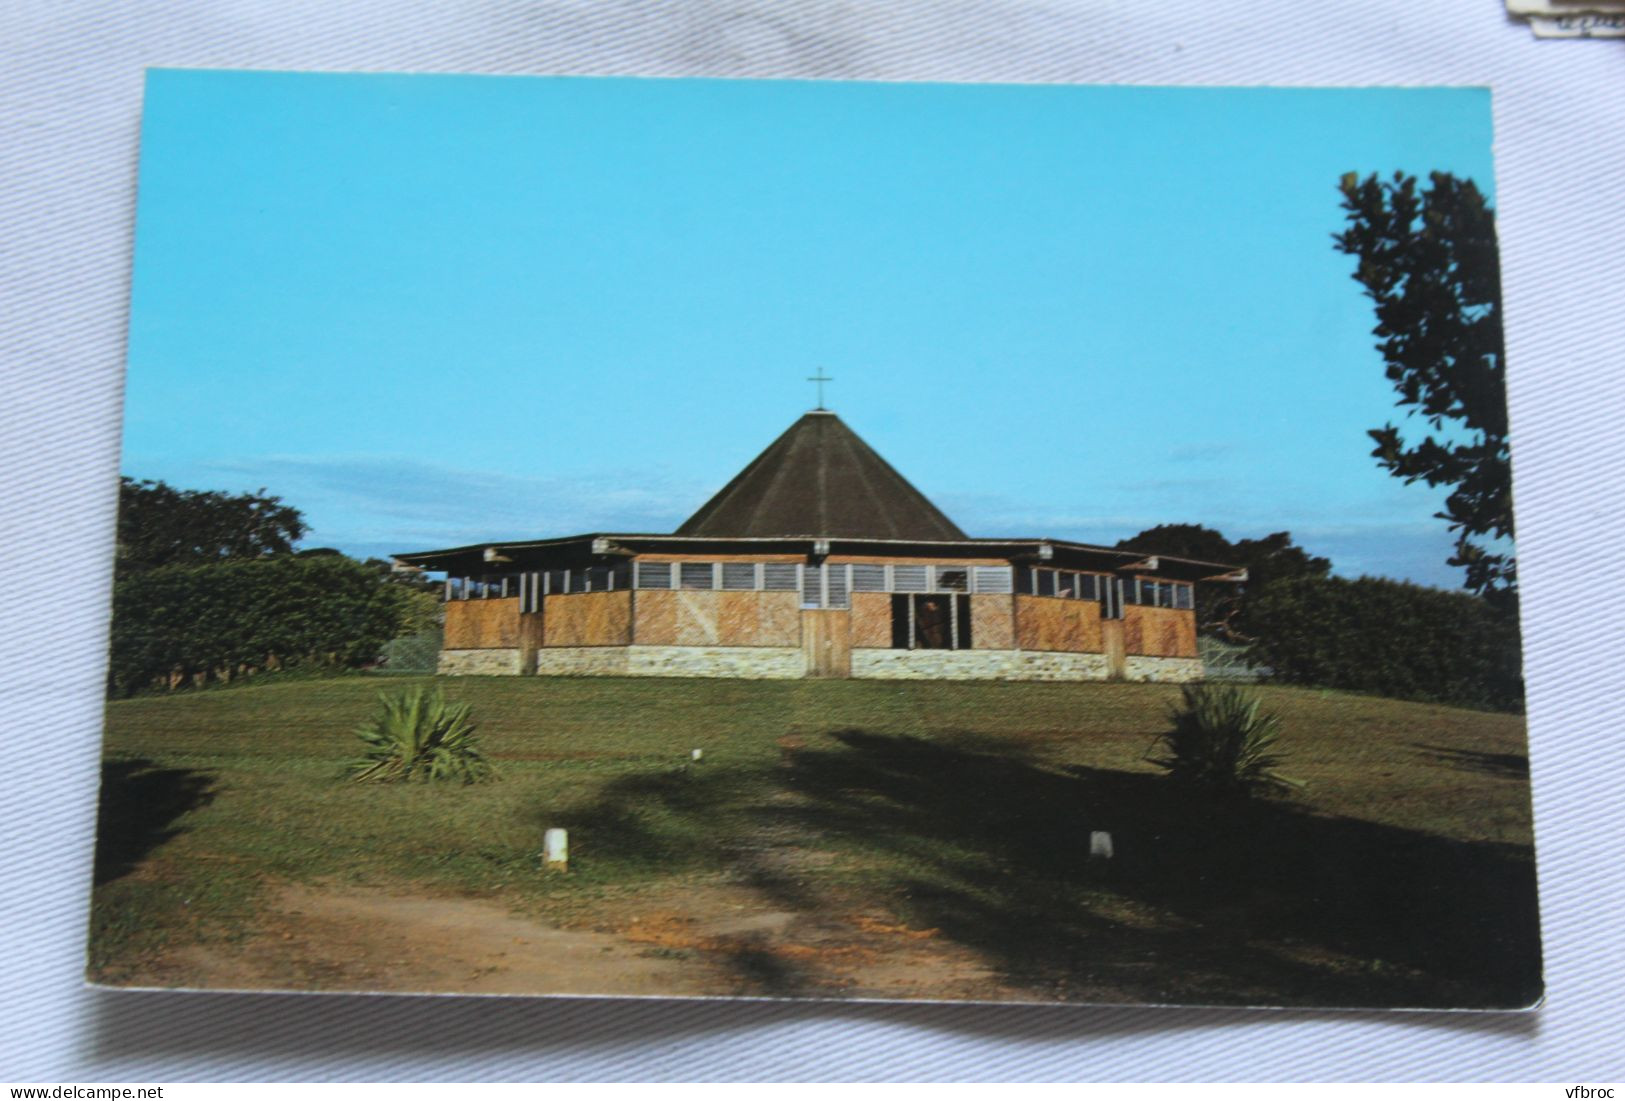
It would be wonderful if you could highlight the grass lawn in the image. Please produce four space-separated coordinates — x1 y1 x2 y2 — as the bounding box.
91 675 1541 1008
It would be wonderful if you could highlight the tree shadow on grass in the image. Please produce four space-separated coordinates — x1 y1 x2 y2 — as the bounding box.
1412 743 1530 780
556 731 1541 1008
94 758 216 886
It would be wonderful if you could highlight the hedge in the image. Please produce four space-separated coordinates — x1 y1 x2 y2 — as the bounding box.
109 554 409 695
1244 575 1523 712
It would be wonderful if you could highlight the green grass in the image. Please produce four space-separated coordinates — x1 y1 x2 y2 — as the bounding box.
92 675 1541 1007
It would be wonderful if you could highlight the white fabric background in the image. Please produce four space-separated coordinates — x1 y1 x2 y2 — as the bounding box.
2 0 1621 1082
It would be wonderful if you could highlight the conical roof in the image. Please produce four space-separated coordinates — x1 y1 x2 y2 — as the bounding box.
675 410 967 541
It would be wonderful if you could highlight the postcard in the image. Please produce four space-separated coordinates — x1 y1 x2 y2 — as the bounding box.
93 71 1539 1009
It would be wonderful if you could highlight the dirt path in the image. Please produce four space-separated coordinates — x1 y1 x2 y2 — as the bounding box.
155 874 1027 1000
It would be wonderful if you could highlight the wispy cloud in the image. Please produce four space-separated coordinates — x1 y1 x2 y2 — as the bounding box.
158 452 1472 589
193 454 712 554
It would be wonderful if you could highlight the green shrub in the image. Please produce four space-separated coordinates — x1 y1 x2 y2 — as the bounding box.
1148 683 1298 797
109 553 410 695
348 687 496 784
1244 575 1523 711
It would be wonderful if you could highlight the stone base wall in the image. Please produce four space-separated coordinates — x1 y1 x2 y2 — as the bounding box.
530 648 630 676
439 648 523 676
1123 655 1205 683
440 645 1206 683
533 645 803 679
851 649 1111 681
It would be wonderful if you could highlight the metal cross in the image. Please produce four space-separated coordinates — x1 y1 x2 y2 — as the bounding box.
807 368 834 409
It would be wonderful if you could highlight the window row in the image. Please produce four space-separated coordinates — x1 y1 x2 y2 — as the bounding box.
445 565 633 610
1018 568 1193 611
445 563 1193 615
630 561 1016 606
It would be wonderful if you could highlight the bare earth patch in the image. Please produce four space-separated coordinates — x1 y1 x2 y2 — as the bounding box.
154 876 1039 1001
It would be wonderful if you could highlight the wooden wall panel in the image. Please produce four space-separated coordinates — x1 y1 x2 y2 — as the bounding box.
1124 606 1197 657
849 592 892 648
631 590 800 647
751 592 803 646
1013 595 1103 653
443 598 521 649
543 592 632 647
633 590 677 645
674 590 721 645
970 595 1015 650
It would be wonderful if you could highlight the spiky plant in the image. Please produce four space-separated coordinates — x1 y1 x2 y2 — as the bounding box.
1147 683 1299 797
348 687 496 784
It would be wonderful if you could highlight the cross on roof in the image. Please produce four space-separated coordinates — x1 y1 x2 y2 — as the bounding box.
807 368 834 410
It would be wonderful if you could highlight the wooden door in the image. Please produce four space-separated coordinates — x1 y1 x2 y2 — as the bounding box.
802 609 852 678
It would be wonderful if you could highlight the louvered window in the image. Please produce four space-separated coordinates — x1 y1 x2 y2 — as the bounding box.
680 562 716 590
635 561 673 589
892 565 929 592
850 564 886 591
801 564 822 608
762 563 799 591
934 567 968 592
971 566 1012 594
721 563 757 590
826 564 850 609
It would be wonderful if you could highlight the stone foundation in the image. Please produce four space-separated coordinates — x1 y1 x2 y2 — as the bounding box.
1123 655 1206 683
532 645 803 679
438 648 523 676
441 645 1206 682
530 647 630 676
850 649 1111 681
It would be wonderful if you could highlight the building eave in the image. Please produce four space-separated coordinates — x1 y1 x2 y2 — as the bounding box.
394 533 1242 581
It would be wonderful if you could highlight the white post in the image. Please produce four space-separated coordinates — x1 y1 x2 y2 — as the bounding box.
1089 831 1114 860
543 828 569 872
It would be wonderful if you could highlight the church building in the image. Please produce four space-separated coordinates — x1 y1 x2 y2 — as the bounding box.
392 409 1243 682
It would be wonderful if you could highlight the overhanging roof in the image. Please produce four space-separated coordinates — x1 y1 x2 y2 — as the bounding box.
392 533 1244 583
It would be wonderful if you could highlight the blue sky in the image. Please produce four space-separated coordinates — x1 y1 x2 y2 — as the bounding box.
123 72 1498 586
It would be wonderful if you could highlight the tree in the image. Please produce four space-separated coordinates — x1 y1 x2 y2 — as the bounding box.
1114 523 1330 639
116 478 308 578
1334 171 1514 602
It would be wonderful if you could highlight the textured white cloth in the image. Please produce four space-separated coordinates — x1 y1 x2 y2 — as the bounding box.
2 0 1621 1082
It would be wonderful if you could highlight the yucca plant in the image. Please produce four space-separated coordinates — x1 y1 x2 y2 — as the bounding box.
348 686 496 784
1147 683 1300 797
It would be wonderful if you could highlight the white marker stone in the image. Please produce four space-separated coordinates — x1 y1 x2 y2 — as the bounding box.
691 748 703 761
543 828 569 871
1089 831 1114 860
